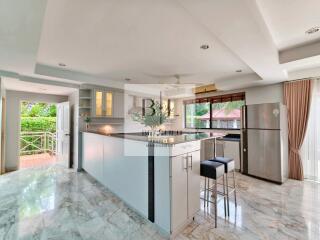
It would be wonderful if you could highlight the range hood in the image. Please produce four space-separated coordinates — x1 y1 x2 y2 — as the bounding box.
128 95 143 115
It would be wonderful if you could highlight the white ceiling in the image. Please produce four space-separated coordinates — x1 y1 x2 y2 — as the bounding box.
256 0 320 50
3 78 76 95
37 0 254 84
0 0 320 91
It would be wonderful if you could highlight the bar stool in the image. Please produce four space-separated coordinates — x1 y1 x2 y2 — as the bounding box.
210 157 237 216
200 160 225 228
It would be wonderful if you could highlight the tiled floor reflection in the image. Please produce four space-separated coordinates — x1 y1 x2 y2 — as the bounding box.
0 166 319 240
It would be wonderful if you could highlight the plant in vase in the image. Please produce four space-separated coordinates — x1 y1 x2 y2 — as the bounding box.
84 116 91 131
131 101 171 137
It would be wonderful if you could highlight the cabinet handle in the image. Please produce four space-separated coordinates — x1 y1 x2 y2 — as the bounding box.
188 155 193 170
183 156 188 171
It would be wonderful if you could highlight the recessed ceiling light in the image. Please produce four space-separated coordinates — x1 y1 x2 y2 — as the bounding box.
236 69 242 73
58 63 67 67
125 78 131 82
200 44 209 50
305 27 319 35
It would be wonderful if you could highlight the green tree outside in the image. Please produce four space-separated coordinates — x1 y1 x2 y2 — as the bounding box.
20 102 57 155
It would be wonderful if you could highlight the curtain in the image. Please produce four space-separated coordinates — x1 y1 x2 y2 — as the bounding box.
301 79 320 182
284 80 312 180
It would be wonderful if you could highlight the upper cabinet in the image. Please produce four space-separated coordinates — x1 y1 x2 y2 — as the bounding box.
93 89 124 118
113 91 124 118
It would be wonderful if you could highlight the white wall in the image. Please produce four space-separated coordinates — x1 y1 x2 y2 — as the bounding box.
0 78 5 174
245 83 283 105
5 90 68 171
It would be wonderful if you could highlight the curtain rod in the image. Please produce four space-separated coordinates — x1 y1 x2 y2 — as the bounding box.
286 76 320 83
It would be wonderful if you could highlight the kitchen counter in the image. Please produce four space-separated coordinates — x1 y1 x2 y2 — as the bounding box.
220 133 241 142
81 130 224 237
82 130 225 145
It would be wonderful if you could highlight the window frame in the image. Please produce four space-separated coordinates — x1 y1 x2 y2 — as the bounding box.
184 92 245 130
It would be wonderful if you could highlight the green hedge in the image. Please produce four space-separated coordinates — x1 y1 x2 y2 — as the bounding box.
21 117 56 132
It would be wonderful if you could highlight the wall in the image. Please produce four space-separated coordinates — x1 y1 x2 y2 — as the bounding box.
245 83 283 105
0 78 5 174
5 90 68 171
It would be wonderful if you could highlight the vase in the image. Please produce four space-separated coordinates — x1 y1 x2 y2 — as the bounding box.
148 126 160 138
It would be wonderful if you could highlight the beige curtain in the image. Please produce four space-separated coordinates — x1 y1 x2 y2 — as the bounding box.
284 80 312 180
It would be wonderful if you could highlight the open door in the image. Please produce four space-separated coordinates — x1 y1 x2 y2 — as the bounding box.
56 102 70 168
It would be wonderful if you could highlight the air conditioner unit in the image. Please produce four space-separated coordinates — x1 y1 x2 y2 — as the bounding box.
192 84 217 94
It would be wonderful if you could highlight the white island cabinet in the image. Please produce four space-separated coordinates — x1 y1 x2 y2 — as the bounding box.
171 143 200 234
82 131 223 237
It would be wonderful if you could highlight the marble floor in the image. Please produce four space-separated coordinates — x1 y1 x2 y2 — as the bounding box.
0 166 319 240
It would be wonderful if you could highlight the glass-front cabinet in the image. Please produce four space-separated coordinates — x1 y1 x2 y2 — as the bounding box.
94 90 113 117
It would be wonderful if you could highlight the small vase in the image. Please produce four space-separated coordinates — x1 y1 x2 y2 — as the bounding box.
148 127 159 138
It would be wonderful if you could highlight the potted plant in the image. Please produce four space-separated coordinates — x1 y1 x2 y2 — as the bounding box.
131 101 171 137
84 116 91 131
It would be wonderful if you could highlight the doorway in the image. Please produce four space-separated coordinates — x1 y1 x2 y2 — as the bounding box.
19 101 58 168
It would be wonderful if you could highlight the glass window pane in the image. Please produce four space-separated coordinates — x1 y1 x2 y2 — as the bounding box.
95 91 103 116
185 102 210 128
211 100 244 129
106 92 113 116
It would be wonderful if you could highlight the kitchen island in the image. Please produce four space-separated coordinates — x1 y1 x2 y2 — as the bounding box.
81 131 224 237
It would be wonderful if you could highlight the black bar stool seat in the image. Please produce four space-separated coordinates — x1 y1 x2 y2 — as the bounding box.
200 160 225 228
210 157 234 173
209 157 237 216
200 160 224 179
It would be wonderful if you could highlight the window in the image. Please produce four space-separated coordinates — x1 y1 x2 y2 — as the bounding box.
211 100 244 129
185 102 210 128
184 93 245 129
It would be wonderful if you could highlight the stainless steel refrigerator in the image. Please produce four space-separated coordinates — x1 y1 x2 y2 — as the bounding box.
241 103 288 183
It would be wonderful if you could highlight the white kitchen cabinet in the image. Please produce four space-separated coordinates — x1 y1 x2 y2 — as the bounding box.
82 133 104 183
187 150 201 217
112 92 124 118
171 148 200 234
93 89 113 117
171 154 188 232
93 89 124 118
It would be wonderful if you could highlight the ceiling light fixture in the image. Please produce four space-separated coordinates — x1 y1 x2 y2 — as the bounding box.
200 44 209 50
125 78 131 82
236 69 242 73
58 63 67 67
305 27 320 35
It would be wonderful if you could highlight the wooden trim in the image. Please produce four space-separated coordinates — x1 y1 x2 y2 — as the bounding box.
183 92 245 104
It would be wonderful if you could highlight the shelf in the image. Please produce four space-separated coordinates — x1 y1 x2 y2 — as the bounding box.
79 107 91 109
80 97 92 100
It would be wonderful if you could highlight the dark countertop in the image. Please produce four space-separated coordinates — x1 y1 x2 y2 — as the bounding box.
218 134 241 142
82 130 225 145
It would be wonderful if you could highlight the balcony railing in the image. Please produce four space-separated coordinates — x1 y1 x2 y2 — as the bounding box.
20 131 56 156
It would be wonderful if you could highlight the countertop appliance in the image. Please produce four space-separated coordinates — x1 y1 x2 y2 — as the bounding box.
241 103 288 183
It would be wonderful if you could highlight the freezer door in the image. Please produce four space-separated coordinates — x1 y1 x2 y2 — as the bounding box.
247 129 282 182
246 103 281 129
